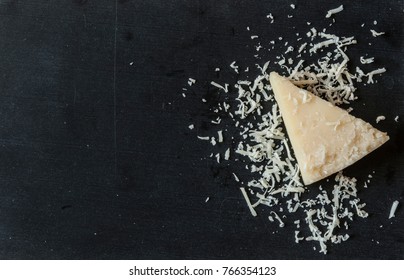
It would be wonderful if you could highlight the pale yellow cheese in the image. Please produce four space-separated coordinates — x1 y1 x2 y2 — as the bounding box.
269 72 389 185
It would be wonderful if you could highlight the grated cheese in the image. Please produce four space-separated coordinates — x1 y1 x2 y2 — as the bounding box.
270 211 285 227
389 200 399 219
215 153 220 163
376 116 385 123
217 130 223 142
230 61 239 73
370 29 385 37
266 13 274 23
240 187 257 217
187 7 390 255
210 137 217 146
224 148 230 160
188 124 194 130
366 67 386 84
325 5 344 18
210 81 229 93
360 56 375 64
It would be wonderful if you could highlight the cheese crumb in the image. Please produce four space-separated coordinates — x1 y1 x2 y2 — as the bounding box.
266 13 274 23
325 5 344 18
389 200 399 219
360 56 375 64
376 116 386 123
366 68 386 84
270 211 285 227
240 187 257 217
224 148 230 160
394 116 399 122
217 130 223 143
230 61 239 73
211 81 229 93
188 124 194 130
370 29 385 37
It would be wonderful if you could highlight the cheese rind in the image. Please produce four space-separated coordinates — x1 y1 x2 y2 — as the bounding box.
269 72 389 185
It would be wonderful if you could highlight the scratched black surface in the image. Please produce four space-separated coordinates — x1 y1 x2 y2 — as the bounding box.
0 0 403 260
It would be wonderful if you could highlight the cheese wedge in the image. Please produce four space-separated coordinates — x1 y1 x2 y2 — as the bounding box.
269 72 389 185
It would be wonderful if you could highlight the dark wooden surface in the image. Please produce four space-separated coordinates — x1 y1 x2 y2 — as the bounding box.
0 0 402 259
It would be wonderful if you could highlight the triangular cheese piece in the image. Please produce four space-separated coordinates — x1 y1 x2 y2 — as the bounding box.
269 72 389 185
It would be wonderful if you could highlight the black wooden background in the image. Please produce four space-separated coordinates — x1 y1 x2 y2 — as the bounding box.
0 0 403 259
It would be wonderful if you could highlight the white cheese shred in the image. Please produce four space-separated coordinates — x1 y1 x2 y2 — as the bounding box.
217 130 223 142
240 187 257 217
233 173 240 182
360 56 375 64
325 5 344 18
389 200 399 219
271 211 285 227
210 81 229 93
370 29 385 37
197 136 209 141
376 116 385 123
224 148 230 160
366 68 386 84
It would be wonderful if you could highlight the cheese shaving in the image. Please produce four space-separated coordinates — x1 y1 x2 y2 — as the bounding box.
270 211 285 227
233 173 240 182
217 130 223 142
325 5 344 18
215 153 220 163
230 61 239 73
389 200 399 219
376 116 385 123
240 187 257 217
224 148 230 160
366 68 386 84
370 29 385 37
360 56 375 64
211 81 229 93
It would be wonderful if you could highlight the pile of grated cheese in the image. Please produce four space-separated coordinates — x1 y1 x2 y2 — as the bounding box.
185 5 388 254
